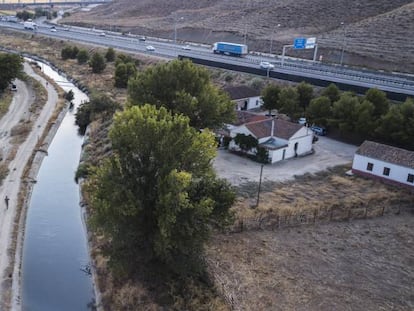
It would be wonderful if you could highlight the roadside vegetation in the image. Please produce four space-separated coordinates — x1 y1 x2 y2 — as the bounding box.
261 82 414 150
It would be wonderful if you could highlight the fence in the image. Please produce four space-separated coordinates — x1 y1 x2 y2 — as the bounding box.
227 202 407 233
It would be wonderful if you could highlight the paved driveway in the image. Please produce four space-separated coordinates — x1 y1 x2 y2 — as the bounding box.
213 137 358 186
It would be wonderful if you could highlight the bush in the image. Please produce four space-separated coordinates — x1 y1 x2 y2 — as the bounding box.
77 49 89 64
105 47 115 62
89 52 106 73
61 46 73 60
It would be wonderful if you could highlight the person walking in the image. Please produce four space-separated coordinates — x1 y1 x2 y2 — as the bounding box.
5 195 9 210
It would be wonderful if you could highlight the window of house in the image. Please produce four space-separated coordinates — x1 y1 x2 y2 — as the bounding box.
408 174 414 183
366 162 373 171
383 167 390 176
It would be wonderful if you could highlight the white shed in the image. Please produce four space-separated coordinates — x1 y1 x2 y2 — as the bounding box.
352 140 414 189
223 85 262 111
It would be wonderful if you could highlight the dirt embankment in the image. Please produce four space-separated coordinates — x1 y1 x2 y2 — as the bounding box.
62 0 414 72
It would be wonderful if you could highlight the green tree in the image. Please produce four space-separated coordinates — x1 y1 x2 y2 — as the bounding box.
114 62 136 88
261 84 281 115
233 133 258 154
75 94 119 134
354 100 376 139
70 46 79 59
296 81 314 111
89 52 106 74
306 96 332 127
256 146 269 163
0 53 23 92
364 88 389 118
76 49 89 64
61 46 73 60
321 83 340 103
127 59 234 129
64 89 74 102
87 104 235 276
330 92 359 135
376 98 414 150
105 47 115 62
16 10 34 21
279 87 301 119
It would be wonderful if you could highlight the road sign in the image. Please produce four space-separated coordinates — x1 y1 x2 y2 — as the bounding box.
294 38 306 49
305 37 316 49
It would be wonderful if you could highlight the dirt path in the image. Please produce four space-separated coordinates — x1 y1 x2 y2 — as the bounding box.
0 62 59 308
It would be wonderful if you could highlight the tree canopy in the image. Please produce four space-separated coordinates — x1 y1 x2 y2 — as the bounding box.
0 53 23 92
261 84 281 115
87 104 235 276
127 59 234 129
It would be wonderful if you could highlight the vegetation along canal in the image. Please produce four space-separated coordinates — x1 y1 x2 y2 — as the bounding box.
21 62 94 310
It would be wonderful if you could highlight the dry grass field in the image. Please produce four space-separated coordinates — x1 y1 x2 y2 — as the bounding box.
206 167 414 311
62 0 414 72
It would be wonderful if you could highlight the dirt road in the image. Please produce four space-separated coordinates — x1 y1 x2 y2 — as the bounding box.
0 63 59 307
213 136 357 186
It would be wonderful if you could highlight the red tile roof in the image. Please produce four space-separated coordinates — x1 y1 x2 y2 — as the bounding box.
223 85 261 100
233 111 270 126
356 141 414 169
246 118 303 140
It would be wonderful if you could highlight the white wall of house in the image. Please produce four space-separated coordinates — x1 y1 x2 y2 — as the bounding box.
235 96 263 110
268 147 287 163
228 125 255 151
284 127 314 159
352 154 414 188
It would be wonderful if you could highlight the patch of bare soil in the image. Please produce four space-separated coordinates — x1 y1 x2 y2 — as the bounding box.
62 0 414 72
207 214 414 311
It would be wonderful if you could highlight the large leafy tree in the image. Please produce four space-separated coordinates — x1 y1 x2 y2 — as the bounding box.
0 53 23 92
89 52 106 73
279 87 301 120
376 98 414 150
261 84 281 115
364 88 389 118
330 92 359 135
296 81 314 111
306 96 332 127
321 83 340 103
87 105 235 276
127 59 234 129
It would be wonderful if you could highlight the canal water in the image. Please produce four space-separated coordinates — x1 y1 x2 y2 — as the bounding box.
21 63 94 310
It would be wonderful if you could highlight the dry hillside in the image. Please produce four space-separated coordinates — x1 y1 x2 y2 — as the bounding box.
62 0 414 72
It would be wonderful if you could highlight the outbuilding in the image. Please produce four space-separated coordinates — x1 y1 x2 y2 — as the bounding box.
223 85 262 111
352 140 414 189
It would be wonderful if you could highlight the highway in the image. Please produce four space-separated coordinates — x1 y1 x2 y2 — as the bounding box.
1 20 413 100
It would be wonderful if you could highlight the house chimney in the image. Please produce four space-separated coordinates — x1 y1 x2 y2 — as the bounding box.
271 117 275 138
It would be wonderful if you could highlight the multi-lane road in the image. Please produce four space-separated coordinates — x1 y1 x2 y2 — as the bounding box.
1 19 413 100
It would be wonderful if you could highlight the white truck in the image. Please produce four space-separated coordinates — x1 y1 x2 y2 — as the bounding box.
24 21 37 30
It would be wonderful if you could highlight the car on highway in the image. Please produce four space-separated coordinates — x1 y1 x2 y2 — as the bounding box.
99 32 106 37
182 45 191 50
260 61 275 70
139 36 146 41
50 27 56 32
146 45 155 52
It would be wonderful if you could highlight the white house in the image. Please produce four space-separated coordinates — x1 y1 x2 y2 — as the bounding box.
229 117 314 163
223 85 263 111
352 140 414 190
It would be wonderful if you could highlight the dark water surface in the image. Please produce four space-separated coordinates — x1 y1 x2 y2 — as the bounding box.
21 64 94 311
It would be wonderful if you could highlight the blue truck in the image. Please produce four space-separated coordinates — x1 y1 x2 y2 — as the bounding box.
212 42 248 57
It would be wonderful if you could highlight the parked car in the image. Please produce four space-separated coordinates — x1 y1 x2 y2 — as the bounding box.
298 117 307 125
259 61 275 70
146 45 155 51
310 126 327 136
10 83 17 91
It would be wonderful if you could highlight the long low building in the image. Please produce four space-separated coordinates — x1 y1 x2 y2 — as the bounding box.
352 140 414 190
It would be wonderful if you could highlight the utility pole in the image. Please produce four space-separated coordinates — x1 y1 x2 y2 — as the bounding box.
255 164 264 207
340 22 346 66
269 24 281 55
